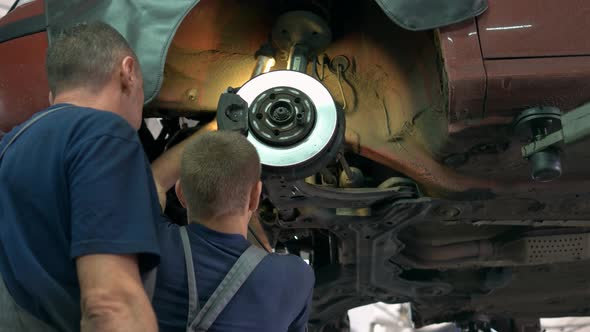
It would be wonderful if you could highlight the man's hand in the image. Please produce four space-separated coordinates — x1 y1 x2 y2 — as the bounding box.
152 119 218 210
77 254 157 332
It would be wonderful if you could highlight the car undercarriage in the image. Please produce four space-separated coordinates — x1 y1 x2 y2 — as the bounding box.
132 1 590 331
3 0 590 331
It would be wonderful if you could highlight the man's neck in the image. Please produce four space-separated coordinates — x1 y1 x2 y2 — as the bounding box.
52 88 117 114
191 214 248 238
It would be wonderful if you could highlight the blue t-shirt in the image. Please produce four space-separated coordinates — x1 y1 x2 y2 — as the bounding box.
0 104 161 331
153 221 315 332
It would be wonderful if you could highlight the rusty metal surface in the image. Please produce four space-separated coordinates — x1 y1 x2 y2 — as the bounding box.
438 19 486 122
354 139 590 198
477 0 590 58
0 0 589 200
484 57 590 117
153 0 590 198
435 0 590 193
1 0 589 202
154 0 272 113
4 0 590 327
0 31 49 132
415 261 590 324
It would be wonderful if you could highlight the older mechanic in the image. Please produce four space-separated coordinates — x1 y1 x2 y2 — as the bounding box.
0 23 160 332
150 131 315 331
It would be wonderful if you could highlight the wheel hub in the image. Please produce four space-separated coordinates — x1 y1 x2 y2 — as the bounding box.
249 86 316 147
237 70 339 175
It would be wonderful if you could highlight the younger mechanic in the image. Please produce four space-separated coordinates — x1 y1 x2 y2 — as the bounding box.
151 131 315 331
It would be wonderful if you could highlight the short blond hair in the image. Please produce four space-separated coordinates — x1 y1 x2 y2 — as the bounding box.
180 131 261 220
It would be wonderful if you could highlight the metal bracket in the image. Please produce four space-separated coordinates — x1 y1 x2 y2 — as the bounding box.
521 103 590 157
215 89 249 135
515 103 590 181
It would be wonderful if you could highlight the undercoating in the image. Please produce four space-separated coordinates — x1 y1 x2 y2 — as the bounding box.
142 0 590 330
3 1 590 331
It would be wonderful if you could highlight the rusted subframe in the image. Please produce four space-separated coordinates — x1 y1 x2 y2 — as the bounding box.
265 178 417 209
439 196 590 226
351 199 453 299
276 198 438 265
275 196 455 323
308 265 374 332
353 141 590 197
405 239 494 262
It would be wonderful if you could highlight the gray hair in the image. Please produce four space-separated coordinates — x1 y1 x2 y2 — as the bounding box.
46 22 138 95
180 131 261 221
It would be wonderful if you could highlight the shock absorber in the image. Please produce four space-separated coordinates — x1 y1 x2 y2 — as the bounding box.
217 10 344 180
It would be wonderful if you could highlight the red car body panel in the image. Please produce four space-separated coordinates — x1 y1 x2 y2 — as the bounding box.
439 0 590 124
0 0 43 26
0 32 49 133
0 1 48 133
437 19 486 122
477 0 590 58
484 57 590 117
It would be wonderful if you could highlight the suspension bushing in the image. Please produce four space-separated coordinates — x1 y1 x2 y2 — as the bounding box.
513 106 563 182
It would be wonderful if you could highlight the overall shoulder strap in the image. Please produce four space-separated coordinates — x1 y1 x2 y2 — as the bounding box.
142 267 158 302
180 226 200 330
188 245 268 332
142 226 199 314
0 106 70 161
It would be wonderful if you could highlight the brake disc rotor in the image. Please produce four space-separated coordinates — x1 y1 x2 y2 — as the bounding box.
237 70 339 172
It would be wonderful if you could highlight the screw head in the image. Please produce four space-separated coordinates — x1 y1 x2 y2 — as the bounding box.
186 88 198 101
437 206 461 218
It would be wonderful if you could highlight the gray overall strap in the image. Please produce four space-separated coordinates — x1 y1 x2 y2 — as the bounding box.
142 267 158 302
0 106 70 161
180 226 201 325
144 227 199 316
188 244 268 332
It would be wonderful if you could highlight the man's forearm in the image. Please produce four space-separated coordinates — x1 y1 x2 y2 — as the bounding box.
77 254 157 332
151 120 217 209
80 291 157 332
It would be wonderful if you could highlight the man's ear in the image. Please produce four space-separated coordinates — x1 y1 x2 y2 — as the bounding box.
48 91 54 105
175 180 187 208
248 180 262 212
119 55 138 94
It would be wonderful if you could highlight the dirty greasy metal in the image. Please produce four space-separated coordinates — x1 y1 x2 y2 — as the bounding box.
437 19 486 122
5 0 590 330
157 0 590 328
484 57 590 118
